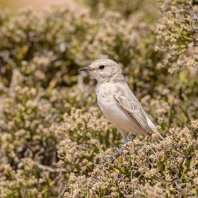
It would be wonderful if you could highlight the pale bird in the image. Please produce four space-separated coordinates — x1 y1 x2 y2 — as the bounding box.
79 59 162 143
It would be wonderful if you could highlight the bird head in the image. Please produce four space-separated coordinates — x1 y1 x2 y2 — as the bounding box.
78 59 122 83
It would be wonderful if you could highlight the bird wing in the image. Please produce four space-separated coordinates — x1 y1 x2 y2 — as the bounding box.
113 93 152 136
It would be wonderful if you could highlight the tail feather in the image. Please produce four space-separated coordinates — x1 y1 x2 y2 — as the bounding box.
146 115 165 141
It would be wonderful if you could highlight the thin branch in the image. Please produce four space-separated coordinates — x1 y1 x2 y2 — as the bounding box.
36 162 66 173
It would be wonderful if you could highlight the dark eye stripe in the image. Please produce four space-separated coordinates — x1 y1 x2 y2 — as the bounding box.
99 65 105 70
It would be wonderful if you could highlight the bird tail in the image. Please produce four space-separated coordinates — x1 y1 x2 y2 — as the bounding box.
146 115 165 141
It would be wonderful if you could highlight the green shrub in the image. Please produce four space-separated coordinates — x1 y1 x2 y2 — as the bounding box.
0 4 164 88
0 1 197 197
156 0 198 72
65 121 198 197
55 107 120 179
82 0 159 22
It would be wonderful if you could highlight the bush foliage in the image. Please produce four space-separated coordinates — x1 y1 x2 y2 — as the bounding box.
0 0 197 197
156 0 198 72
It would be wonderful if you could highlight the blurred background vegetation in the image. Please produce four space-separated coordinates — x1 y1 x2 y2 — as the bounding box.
0 0 197 197
0 0 76 10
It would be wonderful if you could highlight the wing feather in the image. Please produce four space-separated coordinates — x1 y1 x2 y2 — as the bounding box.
113 94 152 136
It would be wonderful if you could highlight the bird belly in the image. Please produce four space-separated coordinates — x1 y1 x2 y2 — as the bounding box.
97 96 145 135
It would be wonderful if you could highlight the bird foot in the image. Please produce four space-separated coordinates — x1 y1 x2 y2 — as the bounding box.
124 134 137 145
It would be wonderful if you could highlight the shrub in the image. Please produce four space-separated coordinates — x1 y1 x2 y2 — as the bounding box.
65 121 198 197
0 4 164 88
83 0 159 23
0 1 197 197
156 0 198 72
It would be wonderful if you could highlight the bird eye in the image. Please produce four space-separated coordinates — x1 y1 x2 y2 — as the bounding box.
99 65 105 70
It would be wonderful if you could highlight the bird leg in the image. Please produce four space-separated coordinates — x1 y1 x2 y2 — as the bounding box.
124 134 137 144
129 134 137 142
117 128 128 144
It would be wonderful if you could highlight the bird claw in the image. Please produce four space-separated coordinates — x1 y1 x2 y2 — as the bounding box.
130 134 137 141
124 134 137 145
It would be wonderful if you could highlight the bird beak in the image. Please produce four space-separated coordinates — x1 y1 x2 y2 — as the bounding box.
78 66 91 72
